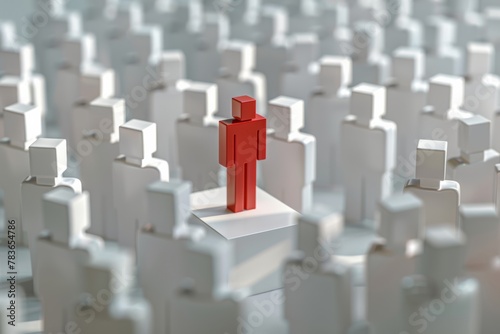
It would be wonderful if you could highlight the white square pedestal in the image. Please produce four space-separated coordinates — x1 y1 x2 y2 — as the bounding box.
190 187 299 295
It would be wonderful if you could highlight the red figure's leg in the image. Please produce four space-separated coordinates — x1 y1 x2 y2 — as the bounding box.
227 165 245 212
244 161 257 210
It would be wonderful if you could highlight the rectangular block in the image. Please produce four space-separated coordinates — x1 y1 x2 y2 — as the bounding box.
191 187 298 295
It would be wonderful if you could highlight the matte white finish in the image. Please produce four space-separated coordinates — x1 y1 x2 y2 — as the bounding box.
399 227 480 334
79 98 125 240
36 189 102 334
341 84 396 225
366 193 423 334
22 138 82 282
386 48 428 183
282 34 319 108
448 116 500 204
149 51 188 178
191 187 298 294
351 22 390 86
217 40 266 118
170 236 250 334
0 76 31 139
138 180 205 334
0 104 41 245
0 43 35 79
460 205 500 334
284 213 352 334
317 3 351 57
307 56 351 188
405 140 461 231
114 120 169 250
419 75 473 158
177 82 224 192
383 0 422 54
262 97 316 213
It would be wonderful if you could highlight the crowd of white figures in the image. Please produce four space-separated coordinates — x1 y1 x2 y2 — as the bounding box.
1 0 500 333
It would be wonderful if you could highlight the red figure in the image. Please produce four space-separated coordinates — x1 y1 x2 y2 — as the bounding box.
219 96 267 213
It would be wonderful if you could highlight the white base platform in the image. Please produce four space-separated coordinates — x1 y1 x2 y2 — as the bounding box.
190 187 299 295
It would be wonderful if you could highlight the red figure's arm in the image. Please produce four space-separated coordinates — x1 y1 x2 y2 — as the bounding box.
257 117 267 161
219 120 235 167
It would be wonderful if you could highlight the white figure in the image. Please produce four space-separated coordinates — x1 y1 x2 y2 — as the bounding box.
447 115 500 204
419 75 473 158
283 213 352 334
385 48 428 182
150 51 189 178
0 104 41 244
460 204 500 334
486 8 500 75
71 64 115 151
254 6 288 101
191 13 229 83
383 0 423 54
0 76 31 143
53 34 96 143
216 40 266 118
442 0 485 51
462 43 500 121
351 22 390 86
123 25 163 121
81 0 115 67
366 193 423 334
341 84 396 225
138 180 205 334
317 3 352 57
170 236 250 334
281 34 319 108
80 98 125 241
0 20 15 49
225 0 260 41
22 138 82 278
307 56 351 189
76 246 151 334
262 96 315 213
404 140 460 231
283 0 318 34
36 189 102 334
423 16 462 79
399 227 480 334
177 82 223 191
113 119 169 250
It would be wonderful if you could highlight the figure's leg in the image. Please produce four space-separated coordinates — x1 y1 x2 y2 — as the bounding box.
227 165 245 212
245 161 257 210
344 170 363 225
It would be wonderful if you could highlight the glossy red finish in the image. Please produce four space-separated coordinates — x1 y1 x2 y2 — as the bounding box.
219 96 267 212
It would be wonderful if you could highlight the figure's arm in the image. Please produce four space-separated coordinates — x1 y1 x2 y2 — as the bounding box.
257 122 267 161
219 121 235 167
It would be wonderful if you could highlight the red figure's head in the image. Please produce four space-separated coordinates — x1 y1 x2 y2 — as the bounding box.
232 96 256 121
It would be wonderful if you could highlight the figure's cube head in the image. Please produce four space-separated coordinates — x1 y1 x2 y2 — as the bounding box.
221 41 255 76
421 227 466 283
377 193 423 249
130 26 163 63
458 115 490 154
4 104 42 145
349 83 386 121
460 205 499 266
84 246 134 297
0 21 16 47
232 95 256 121
424 17 455 50
268 96 304 136
89 98 126 138
392 48 425 82
183 236 232 296
119 119 157 159
147 180 192 235
290 33 318 66
0 76 31 108
29 138 67 178
156 51 185 83
0 43 35 77
79 65 115 103
320 3 348 29
415 139 447 181
203 13 229 42
466 43 494 77
260 5 288 39
61 34 96 68
319 56 352 92
298 213 343 258
116 2 143 32
42 188 90 245
352 22 383 57
185 82 218 119
427 75 464 112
